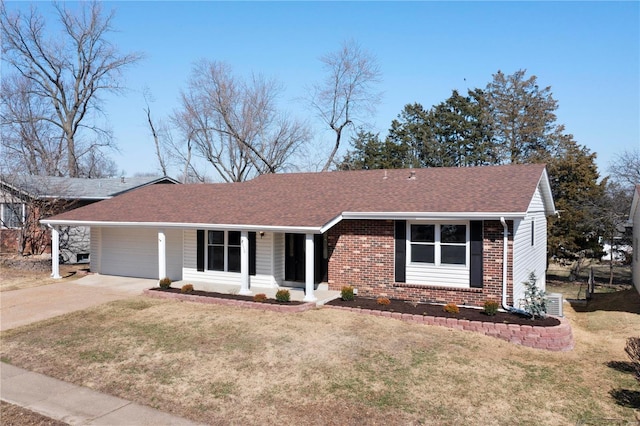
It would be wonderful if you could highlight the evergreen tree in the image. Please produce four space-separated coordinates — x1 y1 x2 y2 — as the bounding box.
486 69 559 164
546 135 605 262
425 89 497 167
339 130 407 170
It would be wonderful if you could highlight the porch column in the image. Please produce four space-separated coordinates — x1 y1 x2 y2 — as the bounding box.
51 226 61 279
303 233 316 302
239 230 252 295
158 229 166 280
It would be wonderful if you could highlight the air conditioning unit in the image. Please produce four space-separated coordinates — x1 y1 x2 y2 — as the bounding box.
546 293 563 317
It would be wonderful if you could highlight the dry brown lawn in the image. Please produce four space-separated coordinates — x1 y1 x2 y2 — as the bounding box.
2 276 640 426
0 262 85 292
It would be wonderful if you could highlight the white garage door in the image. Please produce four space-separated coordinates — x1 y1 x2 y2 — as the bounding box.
96 228 183 280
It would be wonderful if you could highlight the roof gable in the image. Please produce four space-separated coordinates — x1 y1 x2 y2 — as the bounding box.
43 164 553 231
0 175 179 200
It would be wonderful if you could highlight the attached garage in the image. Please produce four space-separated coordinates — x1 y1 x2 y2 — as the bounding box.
90 227 183 281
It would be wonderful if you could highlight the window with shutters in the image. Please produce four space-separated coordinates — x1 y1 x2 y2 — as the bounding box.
207 230 241 272
409 222 468 267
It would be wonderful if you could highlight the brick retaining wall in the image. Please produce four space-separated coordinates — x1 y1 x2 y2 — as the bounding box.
328 305 574 352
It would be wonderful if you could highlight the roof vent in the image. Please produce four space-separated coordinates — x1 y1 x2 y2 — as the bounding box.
383 170 388 180
409 170 416 180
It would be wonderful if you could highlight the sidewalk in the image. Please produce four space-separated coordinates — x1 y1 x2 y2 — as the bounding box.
1 362 203 425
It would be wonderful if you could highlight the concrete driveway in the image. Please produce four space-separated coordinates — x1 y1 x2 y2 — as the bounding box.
0 275 156 332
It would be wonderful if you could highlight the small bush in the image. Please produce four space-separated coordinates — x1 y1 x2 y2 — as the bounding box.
275 289 290 303
341 286 355 301
522 272 547 319
483 300 500 316
158 277 171 289
253 293 268 303
443 302 459 314
180 284 194 293
376 297 390 306
625 337 640 383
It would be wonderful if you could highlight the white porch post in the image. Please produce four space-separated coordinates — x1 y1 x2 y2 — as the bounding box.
304 233 316 302
50 225 61 279
158 229 166 280
239 230 252 295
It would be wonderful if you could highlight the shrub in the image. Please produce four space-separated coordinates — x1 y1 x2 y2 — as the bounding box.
341 286 355 301
253 293 268 303
443 303 459 314
180 284 194 293
483 300 500 316
275 289 290 303
158 277 171 289
625 337 640 383
376 297 390 306
522 272 547 319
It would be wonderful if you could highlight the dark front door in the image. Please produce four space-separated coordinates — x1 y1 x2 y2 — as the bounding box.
285 233 306 282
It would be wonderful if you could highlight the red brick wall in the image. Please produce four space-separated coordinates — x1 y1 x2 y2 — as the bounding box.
327 219 513 308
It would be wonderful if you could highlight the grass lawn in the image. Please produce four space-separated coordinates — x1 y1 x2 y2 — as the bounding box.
2 279 639 426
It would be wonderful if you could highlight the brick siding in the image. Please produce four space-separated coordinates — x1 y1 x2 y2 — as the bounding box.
327 219 513 308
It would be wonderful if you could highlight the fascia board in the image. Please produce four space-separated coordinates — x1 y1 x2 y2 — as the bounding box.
39 219 322 234
340 212 527 221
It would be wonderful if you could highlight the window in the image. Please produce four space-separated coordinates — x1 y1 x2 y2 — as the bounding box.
1 203 23 229
207 230 241 272
410 223 467 266
531 220 535 246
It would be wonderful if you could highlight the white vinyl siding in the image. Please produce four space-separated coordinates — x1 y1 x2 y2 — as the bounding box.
90 227 101 273
183 229 280 290
272 233 285 285
632 193 640 294
92 227 182 281
405 221 470 287
512 186 548 307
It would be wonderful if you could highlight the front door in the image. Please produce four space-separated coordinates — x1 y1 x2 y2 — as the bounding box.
285 233 305 282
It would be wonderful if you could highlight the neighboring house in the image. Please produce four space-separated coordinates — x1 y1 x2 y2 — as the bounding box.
1 175 178 261
42 164 556 306
630 184 640 295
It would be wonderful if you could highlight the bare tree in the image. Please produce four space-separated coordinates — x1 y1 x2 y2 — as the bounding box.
1 74 65 176
174 60 309 182
609 148 640 190
309 40 382 171
1 1 142 177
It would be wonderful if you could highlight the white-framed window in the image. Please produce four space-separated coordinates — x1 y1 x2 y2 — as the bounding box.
207 230 241 272
408 222 468 267
1 203 24 229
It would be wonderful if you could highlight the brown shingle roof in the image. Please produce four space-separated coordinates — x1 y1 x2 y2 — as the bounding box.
43 164 552 230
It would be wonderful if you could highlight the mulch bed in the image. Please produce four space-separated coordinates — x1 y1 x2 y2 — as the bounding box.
149 287 305 306
327 297 561 327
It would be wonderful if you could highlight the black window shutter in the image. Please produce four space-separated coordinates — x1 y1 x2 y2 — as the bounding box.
196 230 205 272
395 220 406 283
249 232 256 276
470 221 483 288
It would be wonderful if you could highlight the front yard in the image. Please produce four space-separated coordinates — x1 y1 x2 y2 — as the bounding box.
1 273 639 425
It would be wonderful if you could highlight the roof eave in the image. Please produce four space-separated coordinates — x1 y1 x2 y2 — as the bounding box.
39 219 322 234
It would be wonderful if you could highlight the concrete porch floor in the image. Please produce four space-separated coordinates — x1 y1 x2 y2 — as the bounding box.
172 280 341 305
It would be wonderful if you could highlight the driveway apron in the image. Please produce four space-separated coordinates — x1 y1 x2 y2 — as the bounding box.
0 275 156 331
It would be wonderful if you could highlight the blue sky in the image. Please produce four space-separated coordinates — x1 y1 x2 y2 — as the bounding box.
5 1 639 179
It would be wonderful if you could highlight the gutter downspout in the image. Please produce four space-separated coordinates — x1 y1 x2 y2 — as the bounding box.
500 217 511 311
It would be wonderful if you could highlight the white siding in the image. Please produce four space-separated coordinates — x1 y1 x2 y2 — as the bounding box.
406 264 470 287
182 229 279 291
512 186 548 308
90 227 101 273
95 227 182 281
272 233 285 285
633 196 640 294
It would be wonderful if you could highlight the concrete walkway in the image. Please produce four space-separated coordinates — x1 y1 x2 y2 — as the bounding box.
1 363 203 425
0 275 156 331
